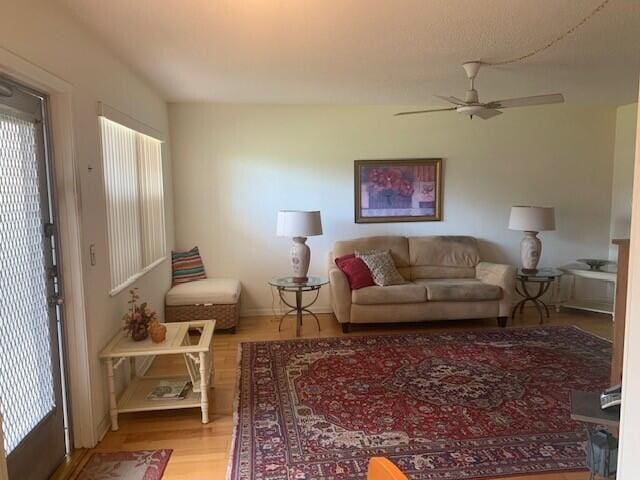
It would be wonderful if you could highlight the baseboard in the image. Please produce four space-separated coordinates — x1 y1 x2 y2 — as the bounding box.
241 305 333 317
96 414 110 444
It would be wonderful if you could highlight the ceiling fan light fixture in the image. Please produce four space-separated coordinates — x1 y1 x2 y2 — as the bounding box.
456 105 485 116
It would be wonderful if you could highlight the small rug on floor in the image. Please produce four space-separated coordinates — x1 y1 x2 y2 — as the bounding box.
229 326 611 480
76 449 172 480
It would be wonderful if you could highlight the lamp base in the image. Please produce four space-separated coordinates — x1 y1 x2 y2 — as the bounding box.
521 231 541 270
290 237 310 280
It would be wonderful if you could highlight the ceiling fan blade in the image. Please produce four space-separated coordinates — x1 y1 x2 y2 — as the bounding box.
490 93 564 109
434 95 467 106
394 107 456 116
474 108 503 120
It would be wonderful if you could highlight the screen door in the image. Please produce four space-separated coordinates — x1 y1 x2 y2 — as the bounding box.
0 77 68 479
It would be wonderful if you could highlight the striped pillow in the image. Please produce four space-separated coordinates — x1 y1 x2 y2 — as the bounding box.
171 247 207 285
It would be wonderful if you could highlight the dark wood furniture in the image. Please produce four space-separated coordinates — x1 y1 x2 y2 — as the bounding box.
570 390 620 427
570 390 619 480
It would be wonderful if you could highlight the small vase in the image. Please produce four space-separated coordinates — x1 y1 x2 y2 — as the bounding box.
131 327 149 342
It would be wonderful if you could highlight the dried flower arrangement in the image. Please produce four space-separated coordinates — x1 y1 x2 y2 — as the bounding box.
122 288 159 341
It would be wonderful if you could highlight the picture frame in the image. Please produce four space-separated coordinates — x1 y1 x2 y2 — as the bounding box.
354 158 443 223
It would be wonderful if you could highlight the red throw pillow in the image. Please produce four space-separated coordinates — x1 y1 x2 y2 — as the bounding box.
335 254 375 290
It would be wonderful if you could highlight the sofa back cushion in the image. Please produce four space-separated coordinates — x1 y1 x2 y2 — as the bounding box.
333 236 411 279
409 236 480 280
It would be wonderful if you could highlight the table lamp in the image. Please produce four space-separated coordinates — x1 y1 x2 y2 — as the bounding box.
508 206 555 272
276 210 323 282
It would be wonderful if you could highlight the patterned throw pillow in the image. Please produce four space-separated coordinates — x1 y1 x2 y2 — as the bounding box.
356 250 406 286
171 246 207 285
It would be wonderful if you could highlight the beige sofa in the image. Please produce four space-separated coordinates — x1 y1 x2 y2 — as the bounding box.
328 235 516 332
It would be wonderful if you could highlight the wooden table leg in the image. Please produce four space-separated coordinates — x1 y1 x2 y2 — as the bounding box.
106 358 119 431
199 351 209 424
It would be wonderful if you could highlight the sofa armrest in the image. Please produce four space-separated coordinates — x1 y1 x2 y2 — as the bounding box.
476 261 517 317
329 266 351 324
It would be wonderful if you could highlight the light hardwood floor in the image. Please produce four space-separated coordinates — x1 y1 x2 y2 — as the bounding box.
70 309 613 480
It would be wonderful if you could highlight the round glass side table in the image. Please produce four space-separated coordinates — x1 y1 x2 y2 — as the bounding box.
269 276 328 337
512 268 563 324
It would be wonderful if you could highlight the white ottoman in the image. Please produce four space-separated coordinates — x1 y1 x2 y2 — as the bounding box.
165 278 241 332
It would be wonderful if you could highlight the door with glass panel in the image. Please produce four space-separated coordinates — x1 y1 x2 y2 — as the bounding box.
0 77 68 479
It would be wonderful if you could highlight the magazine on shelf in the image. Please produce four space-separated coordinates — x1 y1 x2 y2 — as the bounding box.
146 380 192 401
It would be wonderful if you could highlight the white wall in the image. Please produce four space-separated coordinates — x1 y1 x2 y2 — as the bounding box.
0 0 173 445
609 103 638 257
169 103 617 315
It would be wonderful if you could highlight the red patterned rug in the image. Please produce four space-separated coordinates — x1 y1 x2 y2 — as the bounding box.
75 449 171 480
229 326 610 479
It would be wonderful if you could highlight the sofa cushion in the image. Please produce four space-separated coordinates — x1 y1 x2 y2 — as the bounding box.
352 283 427 305
414 278 501 302
357 250 407 287
166 278 241 306
335 254 375 290
409 236 480 268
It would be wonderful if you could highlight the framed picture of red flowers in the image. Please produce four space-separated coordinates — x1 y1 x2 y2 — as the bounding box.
354 158 442 223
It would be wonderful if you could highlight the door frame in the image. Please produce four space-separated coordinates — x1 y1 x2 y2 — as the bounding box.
617 81 640 477
1 75 70 479
0 414 8 480
0 47 95 448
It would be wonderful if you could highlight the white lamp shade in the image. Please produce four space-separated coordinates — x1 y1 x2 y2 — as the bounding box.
508 206 556 232
276 210 323 237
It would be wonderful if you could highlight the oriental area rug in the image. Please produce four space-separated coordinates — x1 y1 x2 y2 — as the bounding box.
75 450 172 480
229 327 611 480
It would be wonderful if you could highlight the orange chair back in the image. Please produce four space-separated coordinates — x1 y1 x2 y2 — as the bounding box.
367 457 408 480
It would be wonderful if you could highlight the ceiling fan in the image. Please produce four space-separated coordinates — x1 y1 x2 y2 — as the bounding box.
395 61 564 120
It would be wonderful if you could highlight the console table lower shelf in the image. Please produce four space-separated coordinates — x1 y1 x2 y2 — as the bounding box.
116 375 203 414
100 319 216 431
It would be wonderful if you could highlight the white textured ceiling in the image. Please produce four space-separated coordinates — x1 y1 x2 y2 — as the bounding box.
58 0 640 105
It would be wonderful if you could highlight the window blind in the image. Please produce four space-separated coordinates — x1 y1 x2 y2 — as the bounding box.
99 116 166 295
137 133 166 268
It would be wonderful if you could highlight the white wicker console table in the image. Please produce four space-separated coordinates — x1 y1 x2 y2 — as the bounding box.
557 264 616 315
99 319 215 431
